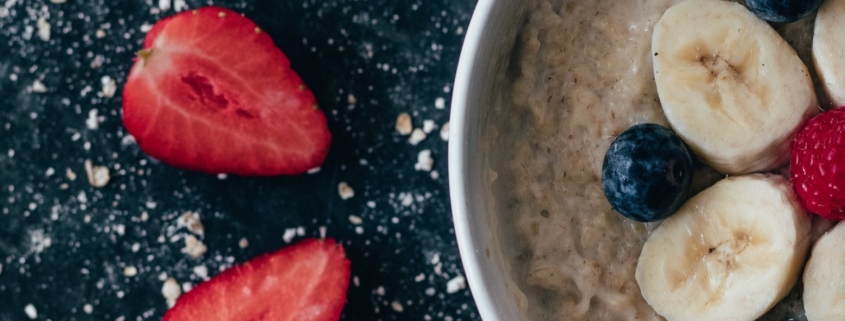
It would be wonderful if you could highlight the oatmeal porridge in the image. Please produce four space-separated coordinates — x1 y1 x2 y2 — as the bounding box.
485 0 823 320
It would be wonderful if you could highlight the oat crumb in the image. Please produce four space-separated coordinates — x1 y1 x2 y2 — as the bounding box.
375 286 385 296
347 94 357 104
161 278 182 307
434 97 446 109
24 304 37 319
348 215 363 225
408 129 427 145
84 159 110 188
101 76 117 98
423 120 438 133
182 235 207 258
95 29 106 39
238 237 249 249
446 275 466 294
338 182 355 200
391 301 404 313
177 211 204 237
37 17 50 41
282 228 297 243
123 266 138 277
396 113 413 135
83 303 93 314
32 79 47 93
414 149 434 172
193 265 209 280
66 168 77 181
440 122 450 141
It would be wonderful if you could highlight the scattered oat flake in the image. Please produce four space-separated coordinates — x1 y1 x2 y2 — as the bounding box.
176 211 204 237
440 122 450 141
423 120 438 134
375 286 385 296
182 235 207 258
396 113 412 135
347 94 357 104
391 301 404 312
95 29 106 39
37 17 50 41
282 228 297 243
24 304 37 319
415 149 434 172
238 237 249 249
66 167 77 181
408 129 427 145
31 79 47 93
123 266 138 277
193 265 209 279
140 211 149 222
84 160 110 188
83 304 93 314
446 275 466 294
348 215 363 225
338 182 355 200
101 76 117 98
162 278 182 307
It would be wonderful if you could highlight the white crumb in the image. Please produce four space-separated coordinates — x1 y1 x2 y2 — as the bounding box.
400 193 414 207
395 113 412 135
158 0 171 11
375 286 385 296
319 226 327 239
446 275 466 294
173 0 187 11
140 212 149 222
24 304 37 319
95 29 106 39
338 182 355 200
83 304 93 314
440 122 450 141
192 265 208 280
409 129 427 145
282 228 297 243
181 235 207 258
66 167 77 181
123 266 138 277
85 109 100 130
100 76 116 98
435 97 446 109
414 149 434 172
307 167 321 174
367 201 376 208
161 278 181 307
140 23 152 32
238 237 249 249
176 211 204 237
347 94 357 104
423 120 438 133
84 159 110 188
31 79 47 93
49 0 67 3
415 273 425 282
296 227 305 236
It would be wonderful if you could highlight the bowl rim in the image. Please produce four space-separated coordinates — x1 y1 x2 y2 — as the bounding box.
448 0 501 320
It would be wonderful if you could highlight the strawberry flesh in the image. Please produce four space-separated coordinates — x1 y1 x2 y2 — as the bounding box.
791 107 845 220
163 238 350 321
123 6 331 176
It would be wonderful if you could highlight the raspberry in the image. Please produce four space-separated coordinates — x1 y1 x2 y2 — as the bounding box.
791 107 845 220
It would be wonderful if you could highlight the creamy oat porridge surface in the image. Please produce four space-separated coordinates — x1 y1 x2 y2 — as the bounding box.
487 0 819 320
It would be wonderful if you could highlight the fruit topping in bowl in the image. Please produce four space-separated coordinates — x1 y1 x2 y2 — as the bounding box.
123 6 332 176
652 0 817 175
746 0 824 23
601 123 692 223
803 221 845 321
636 174 811 321
791 107 845 220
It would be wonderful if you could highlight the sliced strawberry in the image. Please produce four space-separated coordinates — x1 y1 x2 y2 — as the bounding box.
164 238 350 321
123 6 331 176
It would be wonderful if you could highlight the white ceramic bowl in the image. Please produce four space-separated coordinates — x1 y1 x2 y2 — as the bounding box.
449 0 530 320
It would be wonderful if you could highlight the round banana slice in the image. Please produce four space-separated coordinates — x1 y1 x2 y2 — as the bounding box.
653 0 817 175
804 221 845 321
814 0 845 106
635 174 812 321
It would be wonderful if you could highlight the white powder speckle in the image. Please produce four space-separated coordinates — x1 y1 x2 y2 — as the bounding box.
338 182 355 200
100 76 116 98
24 304 37 319
408 129 427 145
238 237 249 249
158 0 171 11
395 113 412 135
123 266 138 277
37 16 50 41
446 275 466 294
391 301 404 312
173 0 187 11
31 79 47 93
83 303 93 314
367 201 376 208
375 286 385 296
193 265 209 280
434 97 446 109
415 273 426 282
319 226 327 239
95 29 106 39
414 149 434 172
348 215 363 225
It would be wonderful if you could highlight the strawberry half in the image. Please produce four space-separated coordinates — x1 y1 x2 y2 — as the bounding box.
164 238 350 321
123 6 331 176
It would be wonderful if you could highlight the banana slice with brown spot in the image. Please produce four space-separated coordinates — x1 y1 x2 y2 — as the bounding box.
653 0 817 175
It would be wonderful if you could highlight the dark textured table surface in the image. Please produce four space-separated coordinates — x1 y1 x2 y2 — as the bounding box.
0 0 479 320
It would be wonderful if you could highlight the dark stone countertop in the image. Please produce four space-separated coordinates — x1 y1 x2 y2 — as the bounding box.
0 0 479 320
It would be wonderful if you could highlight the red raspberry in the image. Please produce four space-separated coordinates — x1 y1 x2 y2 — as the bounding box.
791 107 845 220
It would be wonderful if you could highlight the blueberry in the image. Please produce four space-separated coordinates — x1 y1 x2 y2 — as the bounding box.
745 0 824 23
601 123 692 222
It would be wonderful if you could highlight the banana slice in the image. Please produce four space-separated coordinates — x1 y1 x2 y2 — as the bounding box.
635 174 812 321
653 0 817 175
804 221 845 321
814 0 845 106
